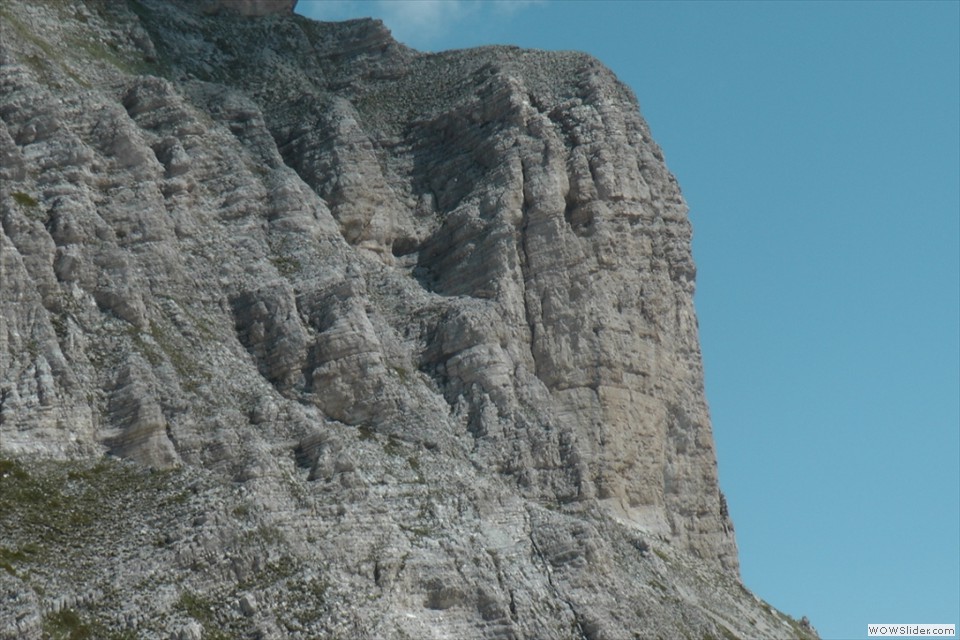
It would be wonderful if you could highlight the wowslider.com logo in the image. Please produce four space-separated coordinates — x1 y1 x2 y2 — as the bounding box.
867 624 956 637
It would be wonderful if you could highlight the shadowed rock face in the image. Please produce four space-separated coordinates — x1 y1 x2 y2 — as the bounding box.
0 2 817 639
193 0 298 17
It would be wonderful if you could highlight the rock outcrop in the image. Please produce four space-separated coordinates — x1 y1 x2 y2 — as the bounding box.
0 1 816 638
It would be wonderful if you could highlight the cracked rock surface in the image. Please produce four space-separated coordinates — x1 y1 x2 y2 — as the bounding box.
0 1 816 638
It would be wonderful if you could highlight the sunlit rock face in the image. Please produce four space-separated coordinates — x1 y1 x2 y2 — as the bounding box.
0 2 818 639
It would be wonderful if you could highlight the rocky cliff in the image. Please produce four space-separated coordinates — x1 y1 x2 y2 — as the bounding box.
0 1 815 638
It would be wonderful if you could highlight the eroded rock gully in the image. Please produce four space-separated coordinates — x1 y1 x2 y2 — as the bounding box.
0 1 816 638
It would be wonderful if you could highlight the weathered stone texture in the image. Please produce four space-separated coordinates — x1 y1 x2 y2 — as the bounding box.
0 2 816 639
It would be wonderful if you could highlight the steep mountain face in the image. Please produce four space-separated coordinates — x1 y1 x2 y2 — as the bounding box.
0 2 815 639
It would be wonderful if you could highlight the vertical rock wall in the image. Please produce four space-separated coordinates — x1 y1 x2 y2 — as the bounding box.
0 2 816 638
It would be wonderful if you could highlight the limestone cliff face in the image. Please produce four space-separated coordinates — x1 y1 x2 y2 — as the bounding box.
0 2 816 639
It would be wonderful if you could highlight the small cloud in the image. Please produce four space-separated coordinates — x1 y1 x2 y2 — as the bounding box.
296 0 546 51
489 0 547 17
372 0 476 49
296 0 371 21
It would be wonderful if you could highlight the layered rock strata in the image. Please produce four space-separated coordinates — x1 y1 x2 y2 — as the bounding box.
0 2 815 638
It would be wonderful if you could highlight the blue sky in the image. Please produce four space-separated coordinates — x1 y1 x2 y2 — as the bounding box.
296 2 960 638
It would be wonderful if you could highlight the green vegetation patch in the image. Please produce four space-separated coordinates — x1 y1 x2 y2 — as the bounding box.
40 607 127 640
269 254 301 277
287 576 329 627
0 456 184 573
127 319 207 392
175 591 230 640
12 191 39 207
43 608 93 640
0 455 192 637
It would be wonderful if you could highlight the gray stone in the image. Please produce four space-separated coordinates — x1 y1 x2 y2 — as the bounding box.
239 593 258 616
176 620 203 640
0 1 816 639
